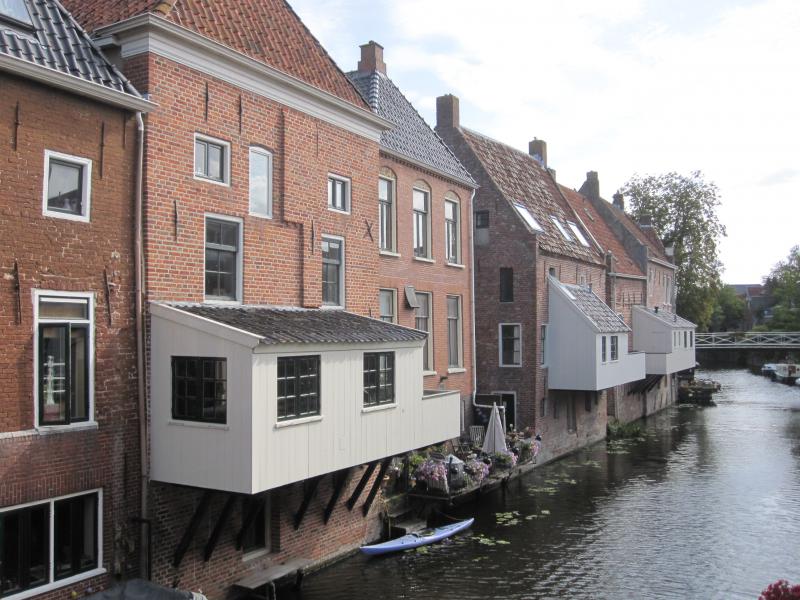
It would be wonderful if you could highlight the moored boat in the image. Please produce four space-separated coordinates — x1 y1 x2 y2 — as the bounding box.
761 363 777 378
773 363 798 385
360 518 475 556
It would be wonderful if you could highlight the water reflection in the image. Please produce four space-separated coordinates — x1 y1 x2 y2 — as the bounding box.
289 370 800 600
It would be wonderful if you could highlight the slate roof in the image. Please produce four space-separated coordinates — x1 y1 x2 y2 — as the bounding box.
635 306 696 329
168 304 427 345
0 0 141 98
554 279 630 333
560 186 644 277
460 128 601 263
59 0 368 109
347 69 474 187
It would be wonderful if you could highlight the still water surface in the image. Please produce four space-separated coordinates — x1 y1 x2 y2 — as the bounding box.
290 370 800 599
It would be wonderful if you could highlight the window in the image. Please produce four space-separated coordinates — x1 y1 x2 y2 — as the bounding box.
415 292 432 371
194 135 229 184
171 357 227 424
684 330 688 348
277 356 320 421
690 331 694 347
540 325 547 365
601 336 607 362
475 211 489 229
43 151 92 222
37 294 91 426
322 236 344 307
413 188 430 258
249 147 273 217
445 198 460 264
379 289 396 323
500 268 514 302
241 496 269 554
447 296 462 368
0 491 100 599
205 217 240 301
499 324 521 367
610 336 619 361
0 0 32 25
363 352 394 407
378 177 395 251
567 221 590 247
549 266 557 278
550 216 573 241
513 202 544 232
328 175 350 213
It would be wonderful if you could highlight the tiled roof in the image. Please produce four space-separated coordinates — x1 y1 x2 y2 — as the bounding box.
168 304 427 345
59 0 368 109
555 279 630 333
560 186 644 277
635 306 696 329
0 0 140 97
608 203 670 263
347 70 474 186
460 128 601 263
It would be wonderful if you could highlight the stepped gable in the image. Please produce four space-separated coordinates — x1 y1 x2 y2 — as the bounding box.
347 69 475 186
560 185 644 277
460 128 601 263
59 0 368 108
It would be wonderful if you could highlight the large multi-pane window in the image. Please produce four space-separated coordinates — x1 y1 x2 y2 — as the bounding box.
277 356 321 421
171 357 227 424
205 217 240 301
43 151 92 221
500 268 514 302
249 147 273 217
415 292 432 371
322 236 344 306
54 494 98 580
447 296 462 368
37 295 91 426
363 352 395 407
444 198 460 264
499 324 521 366
379 289 396 323
194 134 229 184
378 177 394 251
328 175 350 213
412 188 430 258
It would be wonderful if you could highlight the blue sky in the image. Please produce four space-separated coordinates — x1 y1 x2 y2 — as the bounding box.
292 0 800 283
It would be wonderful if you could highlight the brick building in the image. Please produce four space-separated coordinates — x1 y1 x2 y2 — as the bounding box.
346 42 476 427
435 97 644 463
59 1 463 597
0 1 153 598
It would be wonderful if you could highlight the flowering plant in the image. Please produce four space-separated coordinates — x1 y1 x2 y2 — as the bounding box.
760 580 800 600
414 458 448 484
491 450 517 470
464 458 490 484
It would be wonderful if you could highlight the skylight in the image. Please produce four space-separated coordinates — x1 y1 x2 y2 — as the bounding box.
567 221 590 247
0 0 32 25
513 202 543 232
550 216 573 241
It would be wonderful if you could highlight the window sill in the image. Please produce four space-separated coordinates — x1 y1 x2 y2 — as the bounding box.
423 370 437 377
320 304 344 310
361 403 397 414
4 567 106 600
274 415 323 429
43 209 90 223
35 421 98 435
168 420 229 431
242 548 270 563
193 173 230 187
445 262 465 269
413 256 435 264
499 364 522 368
379 250 401 258
447 367 466 374
249 211 273 220
327 206 351 215
204 297 242 306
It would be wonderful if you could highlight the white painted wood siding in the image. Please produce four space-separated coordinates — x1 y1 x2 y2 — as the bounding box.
632 307 696 374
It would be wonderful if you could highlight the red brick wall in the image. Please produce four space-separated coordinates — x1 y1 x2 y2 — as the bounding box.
0 73 141 590
646 261 675 311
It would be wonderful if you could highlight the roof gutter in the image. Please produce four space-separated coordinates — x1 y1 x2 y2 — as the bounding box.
648 256 676 270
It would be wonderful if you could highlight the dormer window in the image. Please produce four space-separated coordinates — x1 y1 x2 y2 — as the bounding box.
550 216 573 241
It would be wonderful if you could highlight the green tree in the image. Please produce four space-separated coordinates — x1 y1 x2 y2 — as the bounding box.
622 171 725 330
709 285 747 331
764 246 800 331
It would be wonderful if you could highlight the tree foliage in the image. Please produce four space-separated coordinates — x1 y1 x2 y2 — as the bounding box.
709 285 746 332
763 246 800 331
622 171 725 330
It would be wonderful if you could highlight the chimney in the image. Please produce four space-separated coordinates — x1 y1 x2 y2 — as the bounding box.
436 94 460 130
638 214 653 228
528 139 547 168
612 192 625 211
357 41 386 75
580 171 600 201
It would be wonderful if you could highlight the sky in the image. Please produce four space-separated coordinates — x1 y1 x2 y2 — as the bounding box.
291 0 799 284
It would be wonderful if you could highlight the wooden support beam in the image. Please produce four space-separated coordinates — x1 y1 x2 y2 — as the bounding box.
362 457 392 517
293 476 322 530
203 494 237 562
173 490 212 568
236 493 266 550
347 461 377 511
323 469 350 524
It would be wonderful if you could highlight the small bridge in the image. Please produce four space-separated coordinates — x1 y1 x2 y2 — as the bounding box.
695 332 800 349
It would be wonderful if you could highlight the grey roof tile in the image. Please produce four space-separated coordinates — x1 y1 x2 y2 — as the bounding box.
637 306 696 329
347 70 475 187
167 303 428 345
555 280 630 333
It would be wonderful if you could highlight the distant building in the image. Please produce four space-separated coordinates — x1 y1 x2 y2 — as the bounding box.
731 284 774 327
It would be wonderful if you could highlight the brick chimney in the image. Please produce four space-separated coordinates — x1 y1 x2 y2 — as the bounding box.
580 171 600 201
612 192 625 210
357 41 386 75
436 94 460 130
529 139 547 168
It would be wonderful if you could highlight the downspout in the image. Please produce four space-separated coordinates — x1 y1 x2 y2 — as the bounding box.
134 111 149 578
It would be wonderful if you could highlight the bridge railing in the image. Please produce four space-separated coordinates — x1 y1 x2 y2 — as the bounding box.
695 332 800 348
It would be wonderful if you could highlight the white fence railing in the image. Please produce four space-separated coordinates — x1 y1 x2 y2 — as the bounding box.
695 332 800 349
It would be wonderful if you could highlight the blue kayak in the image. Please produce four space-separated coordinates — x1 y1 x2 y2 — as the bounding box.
359 518 475 556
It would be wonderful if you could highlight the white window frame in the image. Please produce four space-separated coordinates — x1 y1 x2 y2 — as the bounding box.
550 216 573 241
203 214 244 304
446 295 463 369
193 133 231 186
248 146 273 218
498 323 522 367
321 234 345 308
444 196 461 265
32 290 95 430
328 174 351 214
601 335 607 363
379 288 397 323
378 176 397 253
512 202 543 232
0 489 104 600
415 291 434 373
413 187 432 260
42 150 92 223
610 335 619 362
567 221 590 247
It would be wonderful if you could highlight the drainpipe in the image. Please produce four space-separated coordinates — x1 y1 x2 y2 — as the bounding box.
134 111 149 578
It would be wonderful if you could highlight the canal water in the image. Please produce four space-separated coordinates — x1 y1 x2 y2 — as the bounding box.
289 369 800 600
